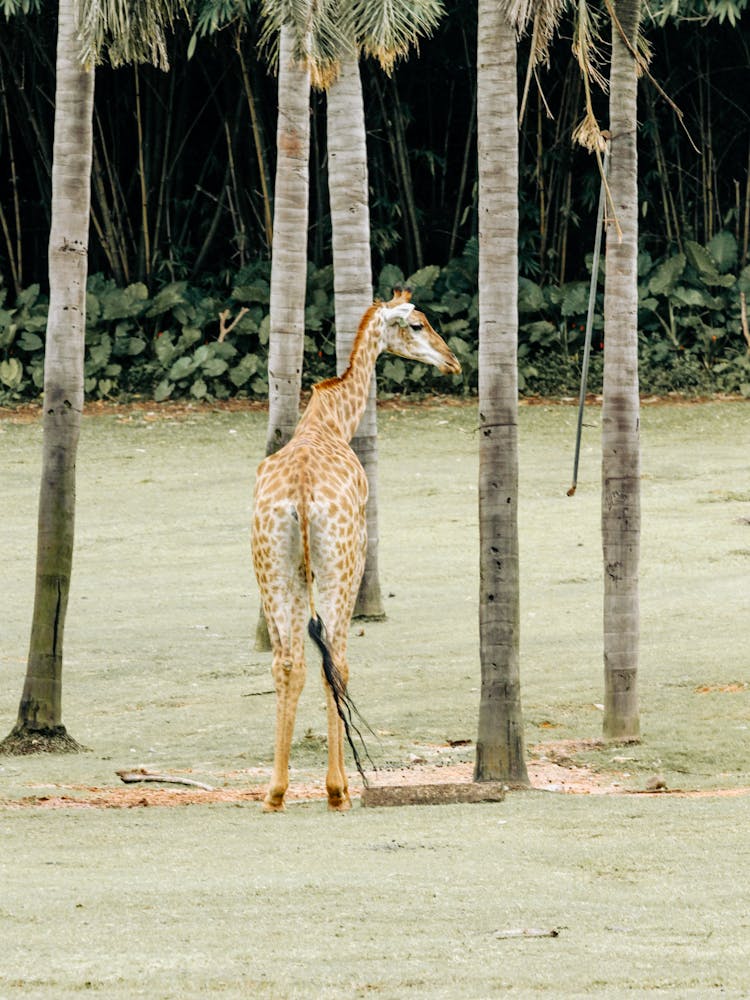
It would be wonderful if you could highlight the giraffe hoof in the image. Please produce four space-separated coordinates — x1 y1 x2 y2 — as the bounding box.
327 794 352 812
262 796 286 813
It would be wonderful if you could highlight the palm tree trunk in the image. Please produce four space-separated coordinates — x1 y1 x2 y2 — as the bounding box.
1 0 93 753
327 55 384 620
473 0 529 784
601 0 641 739
256 25 310 650
264 24 310 458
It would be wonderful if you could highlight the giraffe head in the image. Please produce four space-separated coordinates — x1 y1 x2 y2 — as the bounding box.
379 287 461 376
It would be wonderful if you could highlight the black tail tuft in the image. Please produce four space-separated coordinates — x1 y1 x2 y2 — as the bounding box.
308 615 374 786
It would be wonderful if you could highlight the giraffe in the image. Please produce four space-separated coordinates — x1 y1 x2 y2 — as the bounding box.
251 288 461 812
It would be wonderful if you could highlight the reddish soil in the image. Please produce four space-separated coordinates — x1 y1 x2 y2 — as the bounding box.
3 741 748 810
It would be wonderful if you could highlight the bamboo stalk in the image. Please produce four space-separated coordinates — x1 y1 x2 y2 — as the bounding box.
133 65 151 283
90 148 125 284
236 30 273 250
448 80 477 260
0 203 19 298
0 63 22 293
370 70 415 271
224 116 247 268
152 57 176 276
743 143 750 269
94 111 131 283
645 86 681 252
536 91 547 273
389 76 423 271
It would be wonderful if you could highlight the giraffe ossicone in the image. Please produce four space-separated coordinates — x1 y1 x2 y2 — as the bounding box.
251 292 460 812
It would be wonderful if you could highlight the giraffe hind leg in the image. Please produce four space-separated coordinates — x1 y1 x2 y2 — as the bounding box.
260 582 307 812
308 614 372 810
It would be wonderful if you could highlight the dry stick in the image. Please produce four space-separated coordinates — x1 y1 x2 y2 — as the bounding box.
218 307 249 342
116 768 215 792
568 145 609 498
495 928 559 940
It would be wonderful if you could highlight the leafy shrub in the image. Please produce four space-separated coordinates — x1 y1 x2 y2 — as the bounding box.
1 233 748 406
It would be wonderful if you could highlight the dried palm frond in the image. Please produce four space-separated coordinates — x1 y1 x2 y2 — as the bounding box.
353 0 444 76
504 0 565 68
76 0 186 70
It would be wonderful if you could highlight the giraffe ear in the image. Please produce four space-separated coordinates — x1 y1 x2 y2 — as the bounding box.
386 286 413 307
381 302 416 326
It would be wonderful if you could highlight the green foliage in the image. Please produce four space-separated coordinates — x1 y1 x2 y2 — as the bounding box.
1 234 748 406
650 0 747 25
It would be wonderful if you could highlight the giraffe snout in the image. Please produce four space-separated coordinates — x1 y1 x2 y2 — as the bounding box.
440 353 462 376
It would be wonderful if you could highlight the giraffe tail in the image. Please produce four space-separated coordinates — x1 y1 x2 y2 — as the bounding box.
297 494 375 784
307 615 374 787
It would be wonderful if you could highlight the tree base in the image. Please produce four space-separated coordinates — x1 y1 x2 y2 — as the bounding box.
0 725 87 756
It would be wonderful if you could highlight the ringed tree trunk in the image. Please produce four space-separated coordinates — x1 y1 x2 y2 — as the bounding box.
326 54 384 620
256 24 311 651
1 0 94 754
473 0 529 785
264 23 310 459
601 0 641 740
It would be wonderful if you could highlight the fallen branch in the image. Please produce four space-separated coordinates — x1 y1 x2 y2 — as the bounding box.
361 781 505 808
116 767 215 791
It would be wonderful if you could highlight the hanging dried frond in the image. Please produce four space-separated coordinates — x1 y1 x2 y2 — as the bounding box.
572 0 609 93
76 0 186 70
572 112 606 152
503 0 565 70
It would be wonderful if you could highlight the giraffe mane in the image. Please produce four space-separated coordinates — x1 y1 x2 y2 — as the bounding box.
312 301 383 394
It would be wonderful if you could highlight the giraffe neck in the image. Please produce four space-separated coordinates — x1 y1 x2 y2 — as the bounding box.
302 305 383 442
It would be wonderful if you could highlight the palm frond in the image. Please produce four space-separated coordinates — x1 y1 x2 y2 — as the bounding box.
352 0 444 75
76 0 187 70
259 0 346 87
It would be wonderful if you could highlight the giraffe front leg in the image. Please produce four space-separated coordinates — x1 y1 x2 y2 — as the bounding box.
264 651 306 813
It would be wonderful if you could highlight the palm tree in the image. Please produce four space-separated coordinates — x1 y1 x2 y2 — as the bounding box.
262 21 311 460
601 0 642 739
326 52 384 618
256 0 443 625
1 0 181 754
474 0 561 784
325 0 443 619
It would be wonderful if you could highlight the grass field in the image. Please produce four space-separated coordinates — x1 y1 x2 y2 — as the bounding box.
1 398 749 998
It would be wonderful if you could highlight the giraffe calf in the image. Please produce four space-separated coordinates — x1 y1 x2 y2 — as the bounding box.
252 291 460 812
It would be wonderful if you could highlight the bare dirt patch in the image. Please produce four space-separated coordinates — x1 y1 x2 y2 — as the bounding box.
7 739 742 811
